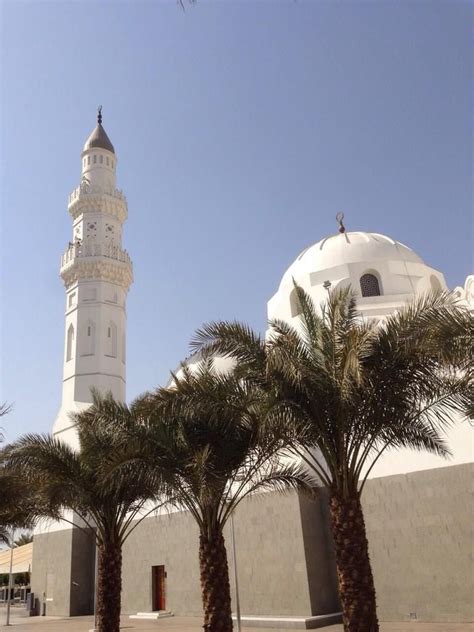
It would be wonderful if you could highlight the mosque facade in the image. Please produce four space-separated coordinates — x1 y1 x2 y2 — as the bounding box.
30 116 473 625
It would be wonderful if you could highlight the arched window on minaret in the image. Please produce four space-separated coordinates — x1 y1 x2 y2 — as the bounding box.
81 320 96 356
66 324 75 362
105 321 117 358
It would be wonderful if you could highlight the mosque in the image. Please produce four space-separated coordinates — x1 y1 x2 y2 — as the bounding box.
31 113 473 625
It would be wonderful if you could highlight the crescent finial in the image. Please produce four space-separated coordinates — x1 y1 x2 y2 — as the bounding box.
336 212 345 234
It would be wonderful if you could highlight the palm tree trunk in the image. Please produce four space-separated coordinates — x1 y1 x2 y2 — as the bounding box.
96 540 122 632
199 529 233 632
329 492 379 632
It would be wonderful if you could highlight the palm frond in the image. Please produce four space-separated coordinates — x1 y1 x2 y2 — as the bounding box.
190 321 267 380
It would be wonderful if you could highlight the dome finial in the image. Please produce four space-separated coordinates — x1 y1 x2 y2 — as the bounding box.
336 212 345 234
97 105 103 125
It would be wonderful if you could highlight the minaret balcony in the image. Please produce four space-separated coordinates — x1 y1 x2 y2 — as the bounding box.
67 186 128 222
69 184 125 205
61 242 132 270
60 242 133 290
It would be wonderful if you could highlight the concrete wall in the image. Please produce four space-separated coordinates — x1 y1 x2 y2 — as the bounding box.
224 490 338 616
298 490 340 615
121 490 339 617
31 526 94 617
363 463 473 622
31 528 73 616
31 464 472 622
70 527 95 616
121 505 201 615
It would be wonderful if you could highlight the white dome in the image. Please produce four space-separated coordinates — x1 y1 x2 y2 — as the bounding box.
280 231 423 289
269 230 446 322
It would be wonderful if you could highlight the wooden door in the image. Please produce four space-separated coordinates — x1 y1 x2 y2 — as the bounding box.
152 565 166 611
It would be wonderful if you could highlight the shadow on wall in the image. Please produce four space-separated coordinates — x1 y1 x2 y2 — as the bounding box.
298 489 340 615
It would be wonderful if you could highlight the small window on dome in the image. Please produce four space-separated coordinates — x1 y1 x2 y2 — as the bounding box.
106 156 109 166
100 155 103 164
87 156 91 165
93 155 97 164
360 273 381 297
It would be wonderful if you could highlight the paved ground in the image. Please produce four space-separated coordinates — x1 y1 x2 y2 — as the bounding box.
1 616 473 632
0 609 472 631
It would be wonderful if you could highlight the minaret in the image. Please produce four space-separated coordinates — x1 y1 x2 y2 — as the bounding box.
53 108 133 446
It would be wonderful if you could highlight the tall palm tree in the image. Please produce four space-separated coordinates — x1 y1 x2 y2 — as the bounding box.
191 287 473 632
110 364 311 632
4 391 170 632
0 403 38 544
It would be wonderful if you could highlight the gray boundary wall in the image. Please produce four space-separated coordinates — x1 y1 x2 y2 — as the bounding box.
31 525 95 616
31 463 472 621
363 462 473 622
120 490 339 616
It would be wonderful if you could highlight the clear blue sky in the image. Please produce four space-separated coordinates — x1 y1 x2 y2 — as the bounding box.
1 1 472 441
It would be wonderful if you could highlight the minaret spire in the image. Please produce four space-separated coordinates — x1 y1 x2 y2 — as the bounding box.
82 107 115 154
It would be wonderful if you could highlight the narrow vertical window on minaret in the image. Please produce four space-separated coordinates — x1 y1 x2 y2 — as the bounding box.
105 321 117 357
82 320 96 356
66 324 74 361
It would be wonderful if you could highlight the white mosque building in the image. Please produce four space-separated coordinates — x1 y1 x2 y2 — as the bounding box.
31 113 473 625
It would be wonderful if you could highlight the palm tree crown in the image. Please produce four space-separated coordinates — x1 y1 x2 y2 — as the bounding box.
110 363 312 632
4 390 170 632
191 285 473 632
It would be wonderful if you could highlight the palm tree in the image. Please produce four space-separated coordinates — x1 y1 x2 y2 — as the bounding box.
190 287 473 632
0 469 37 545
4 390 170 632
14 533 33 547
111 363 311 632
0 403 39 545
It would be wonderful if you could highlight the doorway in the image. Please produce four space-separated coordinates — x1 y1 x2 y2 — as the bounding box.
152 566 166 611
